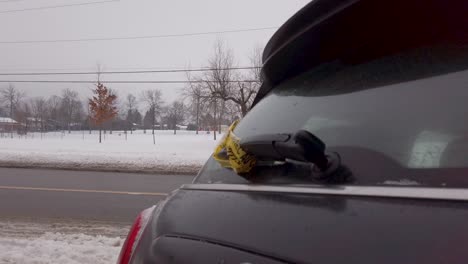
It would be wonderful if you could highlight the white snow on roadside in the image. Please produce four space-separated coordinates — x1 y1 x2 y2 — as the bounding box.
383 179 420 186
0 218 129 264
0 232 124 264
0 129 220 173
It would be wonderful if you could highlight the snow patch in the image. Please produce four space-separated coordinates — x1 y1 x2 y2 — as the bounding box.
0 130 220 173
383 179 420 186
0 232 123 264
0 117 18 123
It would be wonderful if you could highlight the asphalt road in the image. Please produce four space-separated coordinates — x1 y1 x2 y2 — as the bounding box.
0 168 195 223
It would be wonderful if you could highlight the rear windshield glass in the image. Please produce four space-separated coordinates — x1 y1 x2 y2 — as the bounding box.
233 45 468 186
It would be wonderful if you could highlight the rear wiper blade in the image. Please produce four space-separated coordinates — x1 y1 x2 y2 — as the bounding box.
240 131 328 170
239 130 352 183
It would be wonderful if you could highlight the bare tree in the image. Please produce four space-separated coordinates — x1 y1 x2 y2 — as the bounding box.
184 71 209 134
0 84 25 119
207 39 235 98
125 94 137 134
184 39 235 139
30 97 48 135
224 77 257 117
203 92 225 140
61 89 80 133
46 95 62 131
249 44 264 84
14 101 31 135
86 98 92 134
140 89 163 144
73 100 85 129
184 40 233 140
221 46 262 117
186 41 264 138
189 39 252 138
206 39 234 134
223 100 242 124
166 101 186 135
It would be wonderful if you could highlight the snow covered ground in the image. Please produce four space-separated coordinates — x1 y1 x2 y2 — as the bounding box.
0 218 129 264
0 130 220 174
0 233 123 264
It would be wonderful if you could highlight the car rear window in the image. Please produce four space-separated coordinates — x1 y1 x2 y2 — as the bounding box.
197 0 468 187
232 44 468 186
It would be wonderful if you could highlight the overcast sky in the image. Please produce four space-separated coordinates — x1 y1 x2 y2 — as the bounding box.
0 0 310 104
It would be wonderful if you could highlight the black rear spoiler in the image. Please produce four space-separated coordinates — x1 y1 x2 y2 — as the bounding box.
253 0 468 106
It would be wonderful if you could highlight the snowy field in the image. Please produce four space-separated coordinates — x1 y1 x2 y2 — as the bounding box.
0 218 129 264
0 130 220 174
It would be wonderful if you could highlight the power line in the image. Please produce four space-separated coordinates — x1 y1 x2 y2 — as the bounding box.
0 66 201 72
0 80 259 84
0 27 278 44
0 0 117 14
0 66 261 76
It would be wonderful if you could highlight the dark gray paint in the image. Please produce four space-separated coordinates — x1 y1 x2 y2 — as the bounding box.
136 189 468 264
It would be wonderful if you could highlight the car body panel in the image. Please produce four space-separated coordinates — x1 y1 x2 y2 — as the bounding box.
130 188 468 263
151 236 285 264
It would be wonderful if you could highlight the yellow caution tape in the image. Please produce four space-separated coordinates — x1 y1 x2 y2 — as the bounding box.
213 120 257 174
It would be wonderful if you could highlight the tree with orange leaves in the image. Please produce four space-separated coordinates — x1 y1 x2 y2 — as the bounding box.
89 82 118 143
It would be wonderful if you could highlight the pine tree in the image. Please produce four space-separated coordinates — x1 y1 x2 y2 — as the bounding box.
89 82 117 143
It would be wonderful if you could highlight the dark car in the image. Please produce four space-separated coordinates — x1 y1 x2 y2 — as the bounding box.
118 0 468 263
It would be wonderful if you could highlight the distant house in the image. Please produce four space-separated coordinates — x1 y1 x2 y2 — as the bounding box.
0 117 20 132
132 123 141 130
26 117 43 131
152 123 167 130
69 122 82 130
176 125 188 130
26 117 63 132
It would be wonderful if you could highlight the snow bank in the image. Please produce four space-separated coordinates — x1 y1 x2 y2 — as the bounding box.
0 130 220 174
0 218 129 264
0 232 124 264
383 179 421 186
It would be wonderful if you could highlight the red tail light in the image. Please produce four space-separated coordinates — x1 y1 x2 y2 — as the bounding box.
117 206 155 264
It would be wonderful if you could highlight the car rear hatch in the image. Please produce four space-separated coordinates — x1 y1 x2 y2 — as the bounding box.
152 187 468 264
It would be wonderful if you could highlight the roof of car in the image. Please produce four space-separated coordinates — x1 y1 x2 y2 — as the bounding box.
252 0 468 105
253 0 356 105
262 0 353 64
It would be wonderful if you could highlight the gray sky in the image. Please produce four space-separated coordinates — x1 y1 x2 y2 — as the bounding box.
0 0 310 104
